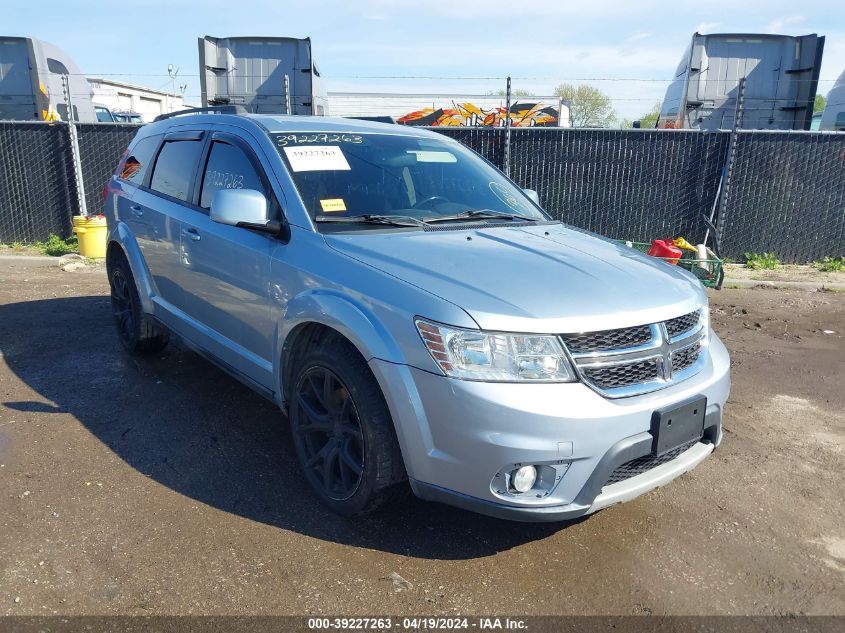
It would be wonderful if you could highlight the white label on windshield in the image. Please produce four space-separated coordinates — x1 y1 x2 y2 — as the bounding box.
283 145 351 172
407 150 457 163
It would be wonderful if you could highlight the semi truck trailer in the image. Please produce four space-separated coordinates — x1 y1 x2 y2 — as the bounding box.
819 68 845 131
198 35 328 116
0 36 97 122
657 33 825 130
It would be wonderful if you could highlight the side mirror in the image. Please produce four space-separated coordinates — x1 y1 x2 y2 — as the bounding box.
210 189 279 233
523 189 540 205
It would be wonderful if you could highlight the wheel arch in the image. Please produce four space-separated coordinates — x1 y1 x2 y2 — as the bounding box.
106 223 156 314
276 289 405 408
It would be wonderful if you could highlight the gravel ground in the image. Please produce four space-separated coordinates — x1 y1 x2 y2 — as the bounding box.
0 257 843 616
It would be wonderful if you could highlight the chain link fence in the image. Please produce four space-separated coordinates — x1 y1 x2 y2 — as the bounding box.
719 131 845 263
0 121 843 262
433 127 844 261
513 128 726 247
0 122 76 243
76 123 140 217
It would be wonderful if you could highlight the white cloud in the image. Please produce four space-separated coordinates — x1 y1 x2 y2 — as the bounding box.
354 0 645 19
694 22 720 34
626 31 652 42
763 15 806 32
818 35 845 89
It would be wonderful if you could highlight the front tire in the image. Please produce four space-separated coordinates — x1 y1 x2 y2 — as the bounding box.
108 251 169 356
289 338 407 515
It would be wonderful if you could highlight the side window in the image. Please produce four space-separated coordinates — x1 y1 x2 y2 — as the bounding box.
56 103 79 122
47 58 70 75
200 141 268 209
149 140 204 202
95 107 113 122
118 135 160 185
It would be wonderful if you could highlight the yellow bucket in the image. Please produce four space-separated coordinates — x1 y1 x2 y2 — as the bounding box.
72 215 108 259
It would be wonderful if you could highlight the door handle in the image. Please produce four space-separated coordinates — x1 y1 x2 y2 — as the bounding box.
182 227 201 242
129 205 143 217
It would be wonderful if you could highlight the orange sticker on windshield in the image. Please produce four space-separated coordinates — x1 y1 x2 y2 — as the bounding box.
320 198 347 213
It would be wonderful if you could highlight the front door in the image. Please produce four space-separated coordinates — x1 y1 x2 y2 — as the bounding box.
170 134 279 389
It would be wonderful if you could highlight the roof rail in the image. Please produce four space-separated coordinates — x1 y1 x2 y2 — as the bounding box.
153 105 248 122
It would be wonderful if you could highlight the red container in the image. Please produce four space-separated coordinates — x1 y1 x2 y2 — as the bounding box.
647 239 682 264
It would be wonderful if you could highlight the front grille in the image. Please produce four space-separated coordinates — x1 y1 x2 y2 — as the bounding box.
581 359 659 390
562 309 706 397
665 310 701 339
561 325 652 353
603 439 700 487
671 344 701 373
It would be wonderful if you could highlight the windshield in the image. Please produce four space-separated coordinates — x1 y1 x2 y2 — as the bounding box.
272 132 547 225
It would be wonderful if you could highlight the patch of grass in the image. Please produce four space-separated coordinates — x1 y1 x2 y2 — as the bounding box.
35 234 78 257
744 252 780 270
813 256 845 273
0 241 30 251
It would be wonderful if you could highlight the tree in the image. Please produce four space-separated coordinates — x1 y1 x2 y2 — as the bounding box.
814 93 826 113
620 102 662 129
636 101 662 129
553 83 617 128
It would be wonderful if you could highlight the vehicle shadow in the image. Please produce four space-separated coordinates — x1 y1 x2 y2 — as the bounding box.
0 296 579 560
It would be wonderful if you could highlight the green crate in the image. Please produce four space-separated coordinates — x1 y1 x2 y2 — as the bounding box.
620 241 724 289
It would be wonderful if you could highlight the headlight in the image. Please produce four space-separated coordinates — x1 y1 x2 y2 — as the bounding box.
415 319 576 382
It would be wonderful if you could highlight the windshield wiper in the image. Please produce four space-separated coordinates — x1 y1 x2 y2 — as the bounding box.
422 209 539 224
314 214 426 228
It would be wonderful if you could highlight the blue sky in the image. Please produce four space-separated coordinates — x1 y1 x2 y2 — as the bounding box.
6 0 844 119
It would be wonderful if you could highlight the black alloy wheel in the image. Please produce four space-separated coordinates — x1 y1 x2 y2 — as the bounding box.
291 366 365 500
110 266 135 346
107 251 169 355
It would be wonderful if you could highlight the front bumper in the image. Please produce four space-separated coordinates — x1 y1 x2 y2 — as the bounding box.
410 432 715 522
369 333 731 522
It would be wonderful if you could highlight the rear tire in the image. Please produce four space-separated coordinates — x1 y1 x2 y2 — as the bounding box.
289 337 408 515
108 251 169 356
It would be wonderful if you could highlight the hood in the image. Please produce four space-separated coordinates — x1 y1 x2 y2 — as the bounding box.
325 223 707 333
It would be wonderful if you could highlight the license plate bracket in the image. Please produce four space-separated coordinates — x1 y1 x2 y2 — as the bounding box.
650 396 706 456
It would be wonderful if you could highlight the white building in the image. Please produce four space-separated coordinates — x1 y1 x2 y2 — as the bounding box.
87 78 197 122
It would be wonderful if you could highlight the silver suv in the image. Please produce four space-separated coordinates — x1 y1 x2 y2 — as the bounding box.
104 110 731 521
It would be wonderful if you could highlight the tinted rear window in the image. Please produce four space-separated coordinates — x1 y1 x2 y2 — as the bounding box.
119 135 160 185
149 140 203 201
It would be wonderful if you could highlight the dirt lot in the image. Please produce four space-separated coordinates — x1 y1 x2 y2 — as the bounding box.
0 256 843 616
723 263 845 287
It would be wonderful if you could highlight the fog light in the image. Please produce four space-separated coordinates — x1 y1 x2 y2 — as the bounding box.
511 465 537 493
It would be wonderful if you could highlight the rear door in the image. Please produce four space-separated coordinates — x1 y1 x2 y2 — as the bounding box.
131 130 205 320
112 132 161 251
169 131 278 388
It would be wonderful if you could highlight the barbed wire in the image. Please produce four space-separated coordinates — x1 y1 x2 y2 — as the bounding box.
51 72 845 83
24 93 834 106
